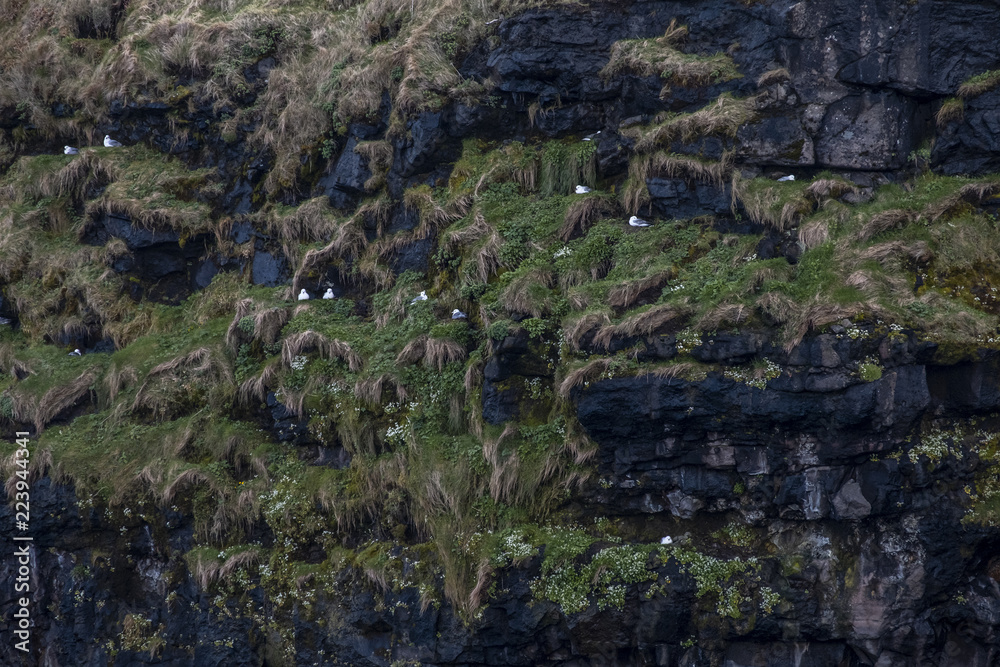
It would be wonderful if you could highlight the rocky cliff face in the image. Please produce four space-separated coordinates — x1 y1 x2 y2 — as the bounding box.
4 0 1000 666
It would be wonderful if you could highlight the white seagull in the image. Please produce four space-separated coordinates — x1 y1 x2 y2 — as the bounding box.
64 146 79 155
69 349 82 356
410 290 428 305
777 174 795 182
452 309 467 320
322 288 334 300
104 135 123 148
297 289 310 301
628 216 652 228
660 536 673 545
575 185 592 194
582 130 601 142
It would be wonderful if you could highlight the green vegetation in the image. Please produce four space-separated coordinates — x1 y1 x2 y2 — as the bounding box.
857 358 883 382
601 19 742 97
936 98 964 127
8 1 1000 656
6 110 1000 657
0 0 580 191
958 69 1000 99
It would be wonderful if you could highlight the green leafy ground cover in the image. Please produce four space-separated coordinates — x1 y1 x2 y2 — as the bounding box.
4 6 1000 656
4 128 1000 632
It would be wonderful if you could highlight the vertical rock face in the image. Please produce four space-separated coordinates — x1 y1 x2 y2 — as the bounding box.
6 0 1000 665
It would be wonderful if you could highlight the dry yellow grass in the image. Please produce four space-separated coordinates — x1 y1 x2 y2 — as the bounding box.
292 216 368 295
395 334 467 370
33 370 98 432
282 331 363 372
601 19 741 95
562 311 612 350
558 358 611 398
559 196 617 241
855 209 914 242
696 302 750 330
936 98 964 127
0 0 574 197
498 267 554 317
804 178 855 201
732 172 814 231
592 304 685 350
923 181 1000 222
607 270 675 310
757 67 789 87
238 363 279 406
628 95 755 149
958 70 1000 99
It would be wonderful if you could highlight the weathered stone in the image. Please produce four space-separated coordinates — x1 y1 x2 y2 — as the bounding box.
251 250 286 287
833 479 872 520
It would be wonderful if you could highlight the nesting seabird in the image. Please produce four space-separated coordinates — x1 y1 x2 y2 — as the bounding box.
69 349 82 356
575 185 592 194
628 216 652 228
322 288 335 300
410 290 428 305
452 309 467 320
104 135 123 148
64 146 79 155
297 289 310 301
582 130 601 142
777 174 795 182
660 536 673 545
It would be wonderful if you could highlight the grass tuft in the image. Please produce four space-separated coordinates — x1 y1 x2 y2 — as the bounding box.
958 70 1000 99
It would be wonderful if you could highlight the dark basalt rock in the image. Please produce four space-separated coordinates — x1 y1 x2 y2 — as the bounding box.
389 236 435 276
814 91 918 170
736 112 815 166
396 111 450 177
266 391 310 443
83 212 180 249
250 249 287 287
483 329 556 424
85 213 221 303
325 134 371 195
934 87 1000 175
646 177 732 220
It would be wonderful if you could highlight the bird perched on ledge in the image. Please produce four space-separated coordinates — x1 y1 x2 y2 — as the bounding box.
410 290 428 305
69 349 82 356
104 135 123 147
777 174 795 182
575 185 592 194
323 288 334 300
452 309 467 320
628 216 652 228
297 289 310 301
64 146 79 155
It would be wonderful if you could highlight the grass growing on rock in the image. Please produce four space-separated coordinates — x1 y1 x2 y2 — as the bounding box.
601 19 742 98
8 96 1000 659
0 0 582 191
